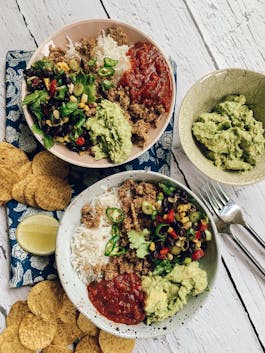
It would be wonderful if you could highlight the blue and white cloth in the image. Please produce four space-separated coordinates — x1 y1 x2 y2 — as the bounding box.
5 50 177 287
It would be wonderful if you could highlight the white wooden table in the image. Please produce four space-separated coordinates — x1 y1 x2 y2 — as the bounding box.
0 1 265 352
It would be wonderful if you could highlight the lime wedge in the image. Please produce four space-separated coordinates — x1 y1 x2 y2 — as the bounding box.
16 214 59 256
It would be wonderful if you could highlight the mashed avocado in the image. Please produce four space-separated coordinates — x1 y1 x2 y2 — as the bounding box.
142 262 207 324
86 99 132 163
192 95 265 171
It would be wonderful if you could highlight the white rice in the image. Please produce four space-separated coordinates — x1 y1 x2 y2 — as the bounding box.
94 30 131 82
65 36 80 59
71 188 121 283
64 31 131 83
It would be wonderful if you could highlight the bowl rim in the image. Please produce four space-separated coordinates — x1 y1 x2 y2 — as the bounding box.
178 67 265 186
21 18 176 169
56 170 220 338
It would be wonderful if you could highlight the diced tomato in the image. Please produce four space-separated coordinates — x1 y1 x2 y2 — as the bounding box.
191 248 204 261
195 231 201 240
76 136 85 146
32 77 41 87
198 221 208 231
50 79 57 97
156 215 164 223
160 248 169 256
168 227 178 239
167 209 175 223
158 247 169 259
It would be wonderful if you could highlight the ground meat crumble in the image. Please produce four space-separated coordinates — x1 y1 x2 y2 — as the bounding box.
80 180 158 281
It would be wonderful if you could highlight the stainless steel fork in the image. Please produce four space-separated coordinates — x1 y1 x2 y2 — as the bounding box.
202 182 265 249
198 184 265 277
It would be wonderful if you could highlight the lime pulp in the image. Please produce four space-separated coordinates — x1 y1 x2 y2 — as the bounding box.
16 214 59 256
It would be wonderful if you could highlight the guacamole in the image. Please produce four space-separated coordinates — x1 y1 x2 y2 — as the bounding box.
142 262 207 324
192 95 265 171
86 100 132 163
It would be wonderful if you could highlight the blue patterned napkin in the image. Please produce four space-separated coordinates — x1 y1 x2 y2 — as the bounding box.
5 50 177 287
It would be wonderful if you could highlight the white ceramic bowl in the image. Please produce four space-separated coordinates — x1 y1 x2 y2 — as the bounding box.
21 19 176 168
179 68 265 185
56 170 220 338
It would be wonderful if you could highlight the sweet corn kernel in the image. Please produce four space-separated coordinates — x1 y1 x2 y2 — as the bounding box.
167 253 173 261
81 93 88 103
181 216 189 224
84 105 89 112
70 95 78 103
196 240 202 248
46 119 52 127
183 221 192 229
53 109 60 119
63 135 70 142
54 136 64 143
56 62 70 72
149 242 156 251
78 103 85 109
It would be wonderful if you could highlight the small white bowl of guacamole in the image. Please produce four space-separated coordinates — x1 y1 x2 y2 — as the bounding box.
179 68 265 185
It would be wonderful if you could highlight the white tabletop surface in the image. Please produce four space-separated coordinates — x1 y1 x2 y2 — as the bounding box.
0 1 265 352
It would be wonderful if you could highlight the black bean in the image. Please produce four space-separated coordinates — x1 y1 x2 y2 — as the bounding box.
174 188 181 196
190 242 196 251
24 68 35 77
166 236 175 247
193 223 199 230
200 231 206 241
61 73 70 85
181 190 188 198
43 70 53 78
190 204 196 212
179 228 187 237
42 126 51 135
163 198 169 209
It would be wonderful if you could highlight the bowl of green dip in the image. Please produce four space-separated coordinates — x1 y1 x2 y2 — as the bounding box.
178 68 265 185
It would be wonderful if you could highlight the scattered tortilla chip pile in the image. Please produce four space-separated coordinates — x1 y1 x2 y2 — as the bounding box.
0 142 72 210
0 280 135 353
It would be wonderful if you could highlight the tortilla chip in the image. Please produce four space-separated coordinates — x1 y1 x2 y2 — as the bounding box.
99 330 135 353
52 320 82 346
42 345 72 353
17 161 32 180
6 300 30 328
32 150 69 178
12 174 35 204
0 142 29 170
24 176 40 207
0 327 34 353
58 293 77 324
35 176 72 211
19 313 57 350
0 167 19 203
27 280 61 321
75 335 101 353
77 313 99 336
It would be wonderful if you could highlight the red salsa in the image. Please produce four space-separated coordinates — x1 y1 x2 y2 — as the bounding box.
87 273 146 325
120 42 172 111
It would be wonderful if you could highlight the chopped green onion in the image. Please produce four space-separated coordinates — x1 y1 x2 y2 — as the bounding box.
43 135 54 149
158 182 176 196
102 79 114 91
142 201 155 215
